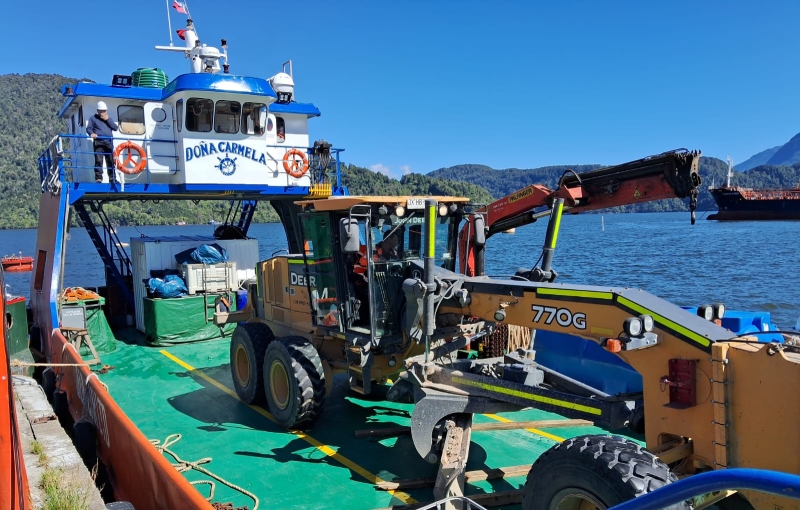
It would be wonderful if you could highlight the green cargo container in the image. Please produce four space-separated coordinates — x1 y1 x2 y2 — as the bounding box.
143 292 236 346
6 297 30 374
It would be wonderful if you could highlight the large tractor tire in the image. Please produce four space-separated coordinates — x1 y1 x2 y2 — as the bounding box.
230 323 275 404
522 434 688 510
263 336 326 429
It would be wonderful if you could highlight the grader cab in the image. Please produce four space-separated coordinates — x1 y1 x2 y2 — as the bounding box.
218 195 470 425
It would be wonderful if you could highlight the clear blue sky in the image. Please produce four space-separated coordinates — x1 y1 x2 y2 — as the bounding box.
2 0 798 178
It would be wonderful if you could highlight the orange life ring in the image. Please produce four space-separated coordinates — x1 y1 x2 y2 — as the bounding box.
113 141 147 175
283 149 309 179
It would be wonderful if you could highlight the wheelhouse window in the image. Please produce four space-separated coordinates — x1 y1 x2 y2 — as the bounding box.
118 105 145 135
176 99 183 132
78 105 83 129
186 98 213 132
215 100 241 134
276 116 286 143
241 102 267 135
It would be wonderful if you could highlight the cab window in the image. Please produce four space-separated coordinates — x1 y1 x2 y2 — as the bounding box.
118 105 146 135
300 214 337 328
434 219 455 270
215 100 240 134
241 102 267 135
186 98 213 132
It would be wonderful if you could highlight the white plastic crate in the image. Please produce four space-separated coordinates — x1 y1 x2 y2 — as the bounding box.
130 237 258 331
181 262 238 295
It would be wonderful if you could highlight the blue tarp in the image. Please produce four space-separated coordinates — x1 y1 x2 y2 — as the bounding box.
147 274 188 298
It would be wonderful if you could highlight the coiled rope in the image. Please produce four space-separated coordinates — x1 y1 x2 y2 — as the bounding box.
150 434 259 510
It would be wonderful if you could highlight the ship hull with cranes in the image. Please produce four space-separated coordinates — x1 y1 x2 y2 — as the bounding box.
708 155 800 220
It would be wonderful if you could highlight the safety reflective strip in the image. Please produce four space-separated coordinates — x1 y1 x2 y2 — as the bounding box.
427 205 436 258
616 296 711 348
549 201 563 249
287 259 304 264
451 376 602 416
159 350 417 504
536 288 613 300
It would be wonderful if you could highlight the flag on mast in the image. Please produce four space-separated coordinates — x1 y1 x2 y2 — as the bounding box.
176 28 187 40
173 0 187 14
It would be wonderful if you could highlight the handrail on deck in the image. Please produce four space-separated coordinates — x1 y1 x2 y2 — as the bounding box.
36 134 345 191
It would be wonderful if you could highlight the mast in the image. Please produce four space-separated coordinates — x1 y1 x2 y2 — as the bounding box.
726 155 733 188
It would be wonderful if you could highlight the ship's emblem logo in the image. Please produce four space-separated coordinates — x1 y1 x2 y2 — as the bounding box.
217 153 237 176
633 186 641 198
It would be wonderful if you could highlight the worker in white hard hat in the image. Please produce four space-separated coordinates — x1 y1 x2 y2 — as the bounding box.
85 100 119 183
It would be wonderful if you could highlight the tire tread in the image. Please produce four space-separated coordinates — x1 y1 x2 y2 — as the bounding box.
230 322 274 404
522 434 686 510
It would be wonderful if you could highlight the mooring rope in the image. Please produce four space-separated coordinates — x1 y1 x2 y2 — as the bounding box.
11 360 88 368
150 434 259 510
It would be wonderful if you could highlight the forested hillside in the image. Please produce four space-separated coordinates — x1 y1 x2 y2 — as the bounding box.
3 72 799 229
430 157 800 214
0 73 492 229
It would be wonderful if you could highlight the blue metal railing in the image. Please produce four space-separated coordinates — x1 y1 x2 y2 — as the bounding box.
609 469 800 510
37 135 344 191
265 144 345 189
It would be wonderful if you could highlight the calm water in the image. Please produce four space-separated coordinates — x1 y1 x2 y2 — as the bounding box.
2 213 799 328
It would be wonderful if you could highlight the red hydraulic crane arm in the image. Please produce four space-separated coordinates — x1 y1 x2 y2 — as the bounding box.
459 150 702 275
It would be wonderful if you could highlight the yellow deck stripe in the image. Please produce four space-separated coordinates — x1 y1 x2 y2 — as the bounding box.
616 297 711 347
159 350 416 504
452 376 602 416
536 288 613 300
483 414 565 442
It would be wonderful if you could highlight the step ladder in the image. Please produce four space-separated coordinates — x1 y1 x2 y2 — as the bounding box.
347 345 374 395
73 202 135 309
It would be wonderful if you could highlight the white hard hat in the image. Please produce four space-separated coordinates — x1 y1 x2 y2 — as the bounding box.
97 101 108 111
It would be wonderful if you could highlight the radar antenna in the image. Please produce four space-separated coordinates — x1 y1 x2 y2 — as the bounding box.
155 5 229 75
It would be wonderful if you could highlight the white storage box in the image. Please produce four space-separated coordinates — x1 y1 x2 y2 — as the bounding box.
131 236 258 332
181 262 238 295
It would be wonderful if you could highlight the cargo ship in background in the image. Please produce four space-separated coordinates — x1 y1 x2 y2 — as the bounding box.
708 156 800 220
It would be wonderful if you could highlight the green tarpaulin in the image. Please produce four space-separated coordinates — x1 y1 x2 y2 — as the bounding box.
144 292 236 346
61 298 117 356
84 304 117 355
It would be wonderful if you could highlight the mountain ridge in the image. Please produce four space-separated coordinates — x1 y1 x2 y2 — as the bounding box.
735 130 800 171
736 146 781 171
429 157 800 214
766 131 800 167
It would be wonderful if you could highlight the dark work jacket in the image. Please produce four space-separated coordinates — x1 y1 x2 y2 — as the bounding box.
86 114 119 141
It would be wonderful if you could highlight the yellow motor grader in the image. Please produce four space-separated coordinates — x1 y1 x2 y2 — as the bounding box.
216 151 800 509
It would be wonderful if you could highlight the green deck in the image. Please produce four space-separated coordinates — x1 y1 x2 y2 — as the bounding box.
96 330 623 509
